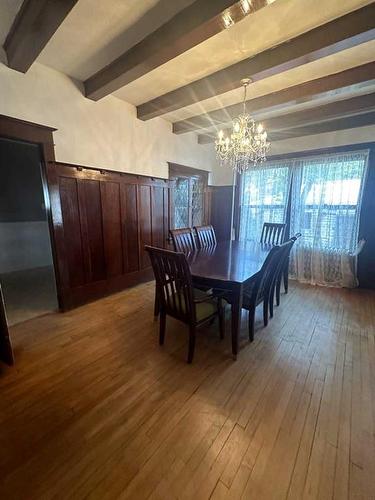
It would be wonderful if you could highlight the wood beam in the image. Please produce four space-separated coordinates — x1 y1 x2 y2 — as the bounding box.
198 112 375 143
84 0 272 101
198 93 375 144
137 3 375 120
4 0 79 73
173 62 375 134
269 112 375 141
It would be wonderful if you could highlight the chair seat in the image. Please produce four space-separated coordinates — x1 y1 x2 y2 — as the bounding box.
169 288 217 322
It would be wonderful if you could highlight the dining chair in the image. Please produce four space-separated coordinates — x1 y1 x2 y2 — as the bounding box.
194 225 217 248
145 245 225 363
170 227 197 253
242 244 284 341
223 245 282 342
269 238 295 318
260 222 286 245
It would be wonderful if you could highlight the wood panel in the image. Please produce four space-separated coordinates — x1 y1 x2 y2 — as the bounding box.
152 186 166 249
101 181 123 278
121 183 139 274
138 185 152 270
59 177 85 288
78 179 106 283
210 186 233 242
47 163 171 309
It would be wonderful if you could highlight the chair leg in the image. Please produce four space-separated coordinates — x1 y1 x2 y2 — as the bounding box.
263 299 268 327
269 286 275 318
187 325 196 364
276 277 281 306
159 311 166 345
283 266 289 294
218 299 225 339
154 291 160 317
248 308 255 342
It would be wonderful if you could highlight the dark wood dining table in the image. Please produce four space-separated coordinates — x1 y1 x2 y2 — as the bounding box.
186 240 271 359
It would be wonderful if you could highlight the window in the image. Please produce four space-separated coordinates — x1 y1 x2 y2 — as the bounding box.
170 164 207 229
238 150 369 286
239 161 292 241
291 153 367 252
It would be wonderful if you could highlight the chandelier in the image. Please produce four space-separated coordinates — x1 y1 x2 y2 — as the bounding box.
215 78 270 173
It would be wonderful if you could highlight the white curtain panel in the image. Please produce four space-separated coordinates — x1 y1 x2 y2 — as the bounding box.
238 150 369 288
238 159 293 242
290 150 369 287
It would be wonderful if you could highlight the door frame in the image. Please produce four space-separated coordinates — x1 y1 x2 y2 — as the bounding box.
0 114 63 311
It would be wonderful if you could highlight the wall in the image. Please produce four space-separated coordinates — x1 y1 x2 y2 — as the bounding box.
47 163 171 309
0 62 216 179
0 221 53 273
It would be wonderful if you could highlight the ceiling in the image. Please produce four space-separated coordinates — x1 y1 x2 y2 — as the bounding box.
1 0 375 143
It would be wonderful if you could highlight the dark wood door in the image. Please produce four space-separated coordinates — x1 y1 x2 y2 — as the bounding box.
0 284 14 365
47 163 171 309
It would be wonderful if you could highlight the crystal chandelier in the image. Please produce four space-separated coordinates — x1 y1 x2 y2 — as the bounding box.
215 78 270 173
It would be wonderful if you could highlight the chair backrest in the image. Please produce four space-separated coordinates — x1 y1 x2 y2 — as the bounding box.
260 222 286 245
145 245 195 322
170 227 197 253
292 232 302 241
251 245 283 302
194 225 217 248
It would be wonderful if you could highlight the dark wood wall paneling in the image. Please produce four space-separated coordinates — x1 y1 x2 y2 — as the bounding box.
47 163 171 309
210 186 233 242
358 145 375 289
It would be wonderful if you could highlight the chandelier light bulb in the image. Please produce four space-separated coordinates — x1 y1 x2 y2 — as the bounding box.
218 129 224 140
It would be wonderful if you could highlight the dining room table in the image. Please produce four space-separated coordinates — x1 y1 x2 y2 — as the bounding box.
186 239 272 359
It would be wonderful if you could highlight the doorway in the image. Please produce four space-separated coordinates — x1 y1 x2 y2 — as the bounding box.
0 137 58 325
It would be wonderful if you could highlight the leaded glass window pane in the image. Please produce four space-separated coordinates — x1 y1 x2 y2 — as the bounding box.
174 178 189 228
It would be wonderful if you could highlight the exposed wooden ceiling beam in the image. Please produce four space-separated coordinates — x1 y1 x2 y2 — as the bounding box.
198 92 375 144
198 111 375 144
84 0 271 101
173 62 375 134
268 112 375 141
137 3 375 121
4 0 79 73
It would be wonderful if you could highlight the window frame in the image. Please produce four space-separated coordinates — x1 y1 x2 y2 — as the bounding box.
168 162 209 230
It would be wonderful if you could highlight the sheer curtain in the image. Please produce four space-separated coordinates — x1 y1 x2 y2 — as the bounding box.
290 150 369 287
239 160 292 242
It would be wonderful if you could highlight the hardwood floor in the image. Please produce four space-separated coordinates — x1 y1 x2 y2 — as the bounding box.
0 281 374 499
